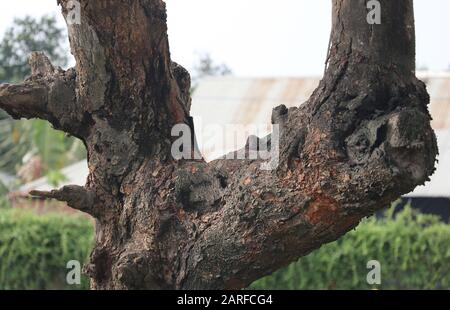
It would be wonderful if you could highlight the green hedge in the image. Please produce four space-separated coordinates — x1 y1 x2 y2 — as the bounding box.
0 206 448 290
0 209 93 289
251 207 450 290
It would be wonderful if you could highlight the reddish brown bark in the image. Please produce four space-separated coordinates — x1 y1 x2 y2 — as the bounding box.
0 0 437 289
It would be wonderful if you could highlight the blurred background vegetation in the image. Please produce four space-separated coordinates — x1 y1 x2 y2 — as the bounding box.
251 206 450 290
0 15 68 82
0 204 448 290
0 15 85 190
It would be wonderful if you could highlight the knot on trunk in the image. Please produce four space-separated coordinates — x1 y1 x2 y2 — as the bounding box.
114 252 163 290
346 106 437 188
174 166 226 213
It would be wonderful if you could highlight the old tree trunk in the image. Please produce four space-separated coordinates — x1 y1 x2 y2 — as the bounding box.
0 0 437 289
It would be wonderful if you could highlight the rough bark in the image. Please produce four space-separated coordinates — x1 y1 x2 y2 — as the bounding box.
0 0 437 290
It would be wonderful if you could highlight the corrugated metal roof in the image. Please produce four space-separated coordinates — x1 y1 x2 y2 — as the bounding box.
191 77 318 128
191 73 450 198
191 77 320 159
424 75 450 130
19 161 88 193
0 171 16 187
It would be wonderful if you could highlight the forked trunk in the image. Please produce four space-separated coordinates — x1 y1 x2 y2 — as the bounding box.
0 0 437 289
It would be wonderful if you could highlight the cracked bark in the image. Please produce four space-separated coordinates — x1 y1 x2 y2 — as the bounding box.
0 0 437 289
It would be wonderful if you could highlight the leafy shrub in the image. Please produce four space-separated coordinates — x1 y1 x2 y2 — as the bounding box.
0 206 448 290
251 207 450 290
0 209 93 289
0 183 10 209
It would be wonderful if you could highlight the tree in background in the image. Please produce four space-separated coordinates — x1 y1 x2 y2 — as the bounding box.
0 15 68 83
0 15 85 185
191 53 232 86
186 53 232 96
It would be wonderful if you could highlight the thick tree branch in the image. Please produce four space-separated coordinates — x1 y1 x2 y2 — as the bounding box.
0 52 86 138
161 0 438 289
30 185 96 216
0 80 50 120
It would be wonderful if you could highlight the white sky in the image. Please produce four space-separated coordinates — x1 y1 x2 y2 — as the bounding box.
0 0 449 77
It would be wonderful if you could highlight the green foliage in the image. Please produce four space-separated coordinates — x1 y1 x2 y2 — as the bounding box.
0 15 85 177
46 170 69 188
0 117 86 177
0 207 447 290
0 209 93 289
191 53 232 88
0 15 68 83
0 197 9 210
251 206 450 290
29 119 85 173
0 182 10 209
0 111 23 174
